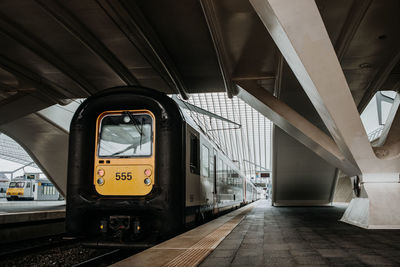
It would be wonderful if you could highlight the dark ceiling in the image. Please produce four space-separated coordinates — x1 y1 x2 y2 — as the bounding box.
0 0 398 124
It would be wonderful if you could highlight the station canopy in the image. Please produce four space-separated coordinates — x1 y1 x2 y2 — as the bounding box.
0 133 38 168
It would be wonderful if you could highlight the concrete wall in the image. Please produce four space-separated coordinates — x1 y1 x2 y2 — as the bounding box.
273 126 338 205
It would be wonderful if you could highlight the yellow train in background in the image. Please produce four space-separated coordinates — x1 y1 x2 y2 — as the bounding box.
6 174 60 201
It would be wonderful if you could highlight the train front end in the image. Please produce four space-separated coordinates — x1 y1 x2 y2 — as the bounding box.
66 87 185 246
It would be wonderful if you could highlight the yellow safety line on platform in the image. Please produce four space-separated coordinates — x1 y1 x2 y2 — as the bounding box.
162 205 254 267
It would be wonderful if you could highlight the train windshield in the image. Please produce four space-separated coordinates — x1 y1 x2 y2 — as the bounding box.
98 113 153 157
9 182 25 188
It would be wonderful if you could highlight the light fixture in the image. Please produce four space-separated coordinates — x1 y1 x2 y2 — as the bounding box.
97 169 105 177
97 178 105 185
144 178 151 185
144 169 152 177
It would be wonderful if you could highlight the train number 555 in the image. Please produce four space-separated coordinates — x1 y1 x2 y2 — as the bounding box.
115 172 132 180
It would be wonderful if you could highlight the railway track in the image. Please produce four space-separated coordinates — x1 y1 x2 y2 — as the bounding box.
0 235 129 266
72 249 137 267
1 234 146 266
0 234 77 259
0 210 65 245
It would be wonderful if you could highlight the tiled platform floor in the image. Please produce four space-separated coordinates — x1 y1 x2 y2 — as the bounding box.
201 200 400 266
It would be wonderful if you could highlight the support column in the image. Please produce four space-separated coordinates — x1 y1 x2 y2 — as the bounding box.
0 113 69 196
249 0 400 228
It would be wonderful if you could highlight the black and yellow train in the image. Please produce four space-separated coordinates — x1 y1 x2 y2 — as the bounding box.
67 86 258 246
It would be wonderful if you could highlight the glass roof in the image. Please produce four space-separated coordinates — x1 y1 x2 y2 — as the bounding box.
361 91 397 141
177 92 272 179
0 133 37 168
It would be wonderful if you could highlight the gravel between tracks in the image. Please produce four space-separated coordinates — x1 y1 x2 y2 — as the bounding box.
1 242 112 267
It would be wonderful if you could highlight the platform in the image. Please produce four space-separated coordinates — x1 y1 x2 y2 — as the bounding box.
113 201 257 267
115 199 400 266
0 199 65 243
0 199 65 213
0 199 65 224
0 200 65 244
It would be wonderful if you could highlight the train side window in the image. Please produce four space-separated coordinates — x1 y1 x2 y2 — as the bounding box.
26 182 30 188
201 145 210 177
224 163 228 184
33 184 35 192
218 159 223 179
189 133 200 174
227 167 230 184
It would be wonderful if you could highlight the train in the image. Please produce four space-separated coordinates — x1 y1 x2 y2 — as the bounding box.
6 173 60 201
67 86 259 246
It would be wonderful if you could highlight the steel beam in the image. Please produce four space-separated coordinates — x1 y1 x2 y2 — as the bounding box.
0 14 94 96
97 0 189 99
0 93 52 125
249 0 400 174
0 55 71 105
334 0 372 61
200 0 237 98
36 0 139 86
237 81 358 176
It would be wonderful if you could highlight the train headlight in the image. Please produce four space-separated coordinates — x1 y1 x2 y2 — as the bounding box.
97 169 105 177
123 116 131 123
144 169 152 177
97 178 105 186
144 178 151 185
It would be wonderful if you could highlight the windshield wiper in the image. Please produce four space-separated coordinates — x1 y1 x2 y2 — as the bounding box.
110 112 148 156
111 144 136 156
139 118 144 149
125 111 143 136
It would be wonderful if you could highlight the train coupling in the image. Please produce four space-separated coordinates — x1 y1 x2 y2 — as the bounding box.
107 216 140 234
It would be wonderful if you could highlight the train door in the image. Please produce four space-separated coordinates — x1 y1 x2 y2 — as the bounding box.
200 143 213 206
25 181 33 199
212 149 217 208
33 182 38 200
186 127 200 208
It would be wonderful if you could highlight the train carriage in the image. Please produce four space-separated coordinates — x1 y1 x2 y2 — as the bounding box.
67 86 258 246
5 175 60 201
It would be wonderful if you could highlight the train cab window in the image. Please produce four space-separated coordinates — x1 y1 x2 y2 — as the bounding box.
98 113 153 157
201 145 210 178
189 133 199 174
9 182 24 188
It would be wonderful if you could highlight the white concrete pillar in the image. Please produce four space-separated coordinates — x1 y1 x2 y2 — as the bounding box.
249 0 400 228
